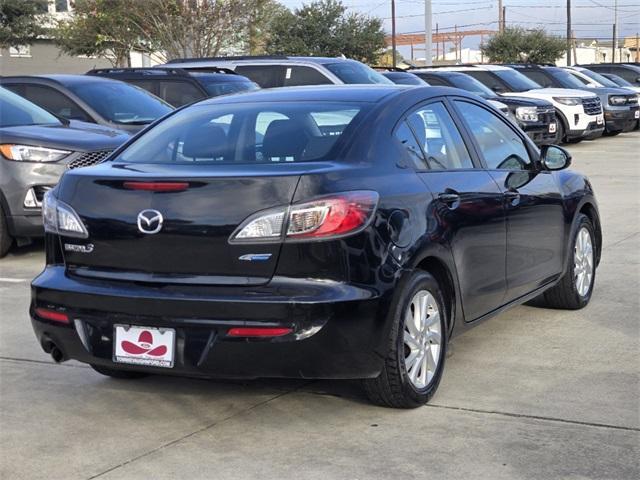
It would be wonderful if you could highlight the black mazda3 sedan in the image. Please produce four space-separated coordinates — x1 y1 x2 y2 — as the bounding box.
30 85 602 408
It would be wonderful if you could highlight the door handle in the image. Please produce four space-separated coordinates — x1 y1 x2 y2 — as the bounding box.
438 191 460 208
505 190 520 206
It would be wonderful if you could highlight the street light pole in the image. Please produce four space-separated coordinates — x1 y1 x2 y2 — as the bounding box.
566 0 572 66
391 0 397 68
612 0 618 63
425 0 432 66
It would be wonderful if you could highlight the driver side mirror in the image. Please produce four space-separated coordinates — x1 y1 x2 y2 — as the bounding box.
492 85 506 93
540 145 571 171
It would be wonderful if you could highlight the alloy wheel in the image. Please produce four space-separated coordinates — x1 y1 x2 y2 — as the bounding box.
574 227 594 297
403 290 442 389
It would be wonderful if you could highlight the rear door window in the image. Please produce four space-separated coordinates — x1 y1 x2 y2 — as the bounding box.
234 65 286 88
522 70 554 88
401 102 474 170
158 80 204 106
464 71 507 92
283 66 333 86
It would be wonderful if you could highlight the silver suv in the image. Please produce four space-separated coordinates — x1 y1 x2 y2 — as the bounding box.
162 56 393 88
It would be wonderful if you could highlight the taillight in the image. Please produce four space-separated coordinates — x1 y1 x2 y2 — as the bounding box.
123 182 189 192
227 327 292 337
34 308 69 324
230 191 378 243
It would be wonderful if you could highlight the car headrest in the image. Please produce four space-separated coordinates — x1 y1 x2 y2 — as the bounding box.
262 119 309 160
181 124 228 159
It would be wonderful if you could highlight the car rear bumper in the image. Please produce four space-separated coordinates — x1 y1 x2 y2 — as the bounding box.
30 266 388 379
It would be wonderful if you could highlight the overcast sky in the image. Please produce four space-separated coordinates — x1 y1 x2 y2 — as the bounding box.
278 0 640 55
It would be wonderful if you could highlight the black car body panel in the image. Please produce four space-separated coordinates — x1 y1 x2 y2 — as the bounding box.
30 85 601 380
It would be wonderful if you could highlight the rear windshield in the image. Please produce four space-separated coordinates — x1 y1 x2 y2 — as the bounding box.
325 62 393 85
113 101 367 165
67 81 172 125
201 80 260 97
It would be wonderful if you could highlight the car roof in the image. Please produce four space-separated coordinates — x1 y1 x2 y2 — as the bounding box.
88 67 252 83
195 84 462 106
166 55 361 66
1 74 124 87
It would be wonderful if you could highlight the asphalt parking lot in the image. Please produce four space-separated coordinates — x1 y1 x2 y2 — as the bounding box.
1 132 638 480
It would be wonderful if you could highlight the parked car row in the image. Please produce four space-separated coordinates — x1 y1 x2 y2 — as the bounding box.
1 58 637 259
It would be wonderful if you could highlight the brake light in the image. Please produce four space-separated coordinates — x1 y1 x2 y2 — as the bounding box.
35 308 69 324
230 191 378 242
227 327 292 337
123 182 189 192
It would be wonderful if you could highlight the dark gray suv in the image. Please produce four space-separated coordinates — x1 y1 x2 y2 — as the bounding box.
0 87 129 257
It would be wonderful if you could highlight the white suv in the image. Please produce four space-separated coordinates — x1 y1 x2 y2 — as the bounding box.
421 65 604 143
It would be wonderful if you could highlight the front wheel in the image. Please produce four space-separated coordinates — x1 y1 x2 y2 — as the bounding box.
540 214 596 309
363 271 447 408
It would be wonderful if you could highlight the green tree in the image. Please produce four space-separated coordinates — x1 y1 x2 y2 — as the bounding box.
54 0 151 67
139 0 255 60
481 27 566 64
265 0 386 64
0 0 47 49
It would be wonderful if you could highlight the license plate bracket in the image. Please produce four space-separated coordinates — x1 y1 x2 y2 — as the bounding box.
113 325 175 368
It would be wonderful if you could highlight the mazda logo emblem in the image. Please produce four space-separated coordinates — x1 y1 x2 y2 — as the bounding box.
137 209 163 234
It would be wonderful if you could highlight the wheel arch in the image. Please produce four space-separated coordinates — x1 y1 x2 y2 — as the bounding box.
578 201 602 267
412 254 458 336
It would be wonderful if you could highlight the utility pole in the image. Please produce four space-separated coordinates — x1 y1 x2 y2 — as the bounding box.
502 6 506 31
612 0 618 63
425 0 432 66
566 0 572 66
391 0 397 68
498 0 503 33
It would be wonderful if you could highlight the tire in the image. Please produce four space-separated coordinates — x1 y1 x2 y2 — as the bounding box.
603 129 621 137
556 119 566 144
0 204 13 258
91 364 149 379
539 214 596 310
363 271 447 408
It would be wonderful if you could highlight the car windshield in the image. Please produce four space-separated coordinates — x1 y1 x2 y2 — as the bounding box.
548 68 591 89
382 72 426 86
201 80 260 97
604 73 633 87
67 81 172 125
325 62 393 84
493 69 542 92
114 101 368 165
0 87 61 128
578 69 620 88
447 74 495 98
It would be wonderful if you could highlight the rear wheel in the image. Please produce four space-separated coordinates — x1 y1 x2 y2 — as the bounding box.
540 214 596 309
91 364 148 379
0 205 13 258
363 271 447 408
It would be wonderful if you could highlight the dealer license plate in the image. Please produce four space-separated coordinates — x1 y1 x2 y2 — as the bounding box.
113 325 175 368
549 122 557 133
596 114 604 125
634 110 639 119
